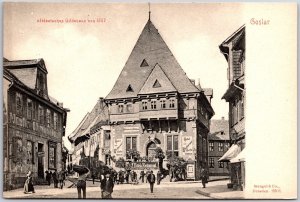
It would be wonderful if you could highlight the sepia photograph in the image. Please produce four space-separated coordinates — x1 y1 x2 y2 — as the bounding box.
2 2 297 199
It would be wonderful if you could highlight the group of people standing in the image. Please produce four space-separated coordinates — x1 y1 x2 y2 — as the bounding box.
45 170 66 189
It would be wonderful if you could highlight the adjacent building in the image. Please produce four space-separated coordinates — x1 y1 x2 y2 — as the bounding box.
208 118 230 176
219 25 245 189
104 17 214 180
3 58 69 190
68 97 110 172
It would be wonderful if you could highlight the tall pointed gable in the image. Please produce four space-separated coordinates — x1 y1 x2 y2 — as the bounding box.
105 19 200 100
139 63 177 95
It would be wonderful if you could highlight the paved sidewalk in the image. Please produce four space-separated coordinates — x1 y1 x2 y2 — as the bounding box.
196 180 244 199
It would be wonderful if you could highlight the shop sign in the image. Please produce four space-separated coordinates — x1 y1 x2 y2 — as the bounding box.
182 136 193 155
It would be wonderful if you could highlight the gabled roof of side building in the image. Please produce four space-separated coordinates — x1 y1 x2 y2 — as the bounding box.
209 118 230 141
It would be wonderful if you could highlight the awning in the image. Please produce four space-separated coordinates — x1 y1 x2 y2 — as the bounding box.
230 147 246 163
74 134 90 146
218 144 241 162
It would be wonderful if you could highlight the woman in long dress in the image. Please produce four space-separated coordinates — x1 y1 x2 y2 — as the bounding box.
24 171 35 194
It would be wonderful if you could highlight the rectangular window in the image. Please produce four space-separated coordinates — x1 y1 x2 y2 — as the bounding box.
218 142 224 152
38 105 44 125
218 161 224 168
241 96 244 119
118 105 124 113
48 142 56 169
209 142 214 151
104 132 110 148
167 135 179 157
151 101 156 109
169 99 175 108
27 141 34 164
27 99 33 120
16 93 23 116
167 136 172 151
54 113 58 130
126 136 137 159
160 100 166 109
46 109 51 127
209 157 214 168
142 101 148 110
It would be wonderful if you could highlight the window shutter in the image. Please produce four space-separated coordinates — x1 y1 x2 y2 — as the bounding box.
232 50 243 79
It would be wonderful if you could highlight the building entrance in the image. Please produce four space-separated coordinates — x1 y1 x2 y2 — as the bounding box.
38 143 44 179
146 142 157 159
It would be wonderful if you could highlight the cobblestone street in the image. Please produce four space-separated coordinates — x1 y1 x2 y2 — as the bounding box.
3 180 210 199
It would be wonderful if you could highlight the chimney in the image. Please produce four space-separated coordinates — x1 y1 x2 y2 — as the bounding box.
58 102 63 107
221 116 224 120
190 79 195 85
197 78 202 91
99 97 104 108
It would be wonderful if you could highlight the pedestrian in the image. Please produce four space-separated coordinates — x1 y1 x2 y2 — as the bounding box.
200 167 208 188
129 171 133 184
147 170 156 193
75 166 90 199
45 171 51 186
157 170 161 185
58 170 64 189
52 170 58 188
24 171 35 194
119 171 124 184
125 171 129 184
139 170 145 183
91 173 95 184
145 170 151 183
100 173 114 199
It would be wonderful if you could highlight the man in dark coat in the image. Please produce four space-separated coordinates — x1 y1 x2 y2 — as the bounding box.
157 170 161 185
146 170 156 193
52 171 58 188
200 168 208 188
139 170 145 183
45 171 51 186
101 173 114 198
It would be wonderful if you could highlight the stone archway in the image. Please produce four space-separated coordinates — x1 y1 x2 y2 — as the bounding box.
146 141 157 159
144 138 161 158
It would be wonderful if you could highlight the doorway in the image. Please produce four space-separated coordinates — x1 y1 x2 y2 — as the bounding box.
146 142 157 159
38 143 44 179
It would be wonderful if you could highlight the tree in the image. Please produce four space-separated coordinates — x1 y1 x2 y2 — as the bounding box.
126 149 140 161
154 147 165 172
115 157 126 168
167 156 188 181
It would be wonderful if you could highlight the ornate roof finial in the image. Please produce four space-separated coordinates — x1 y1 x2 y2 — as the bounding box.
148 2 151 21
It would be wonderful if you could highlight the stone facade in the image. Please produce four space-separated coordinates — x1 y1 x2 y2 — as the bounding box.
3 58 68 190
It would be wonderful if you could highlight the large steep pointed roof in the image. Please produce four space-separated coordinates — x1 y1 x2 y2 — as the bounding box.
106 20 200 100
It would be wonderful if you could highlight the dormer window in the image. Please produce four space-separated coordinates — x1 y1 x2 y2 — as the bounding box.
140 59 149 67
126 85 134 92
118 105 124 113
142 101 148 110
151 101 156 109
169 99 175 108
153 79 161 88
160 100 166 109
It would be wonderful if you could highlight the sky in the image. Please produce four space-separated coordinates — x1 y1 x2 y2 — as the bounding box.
3 3 245 149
